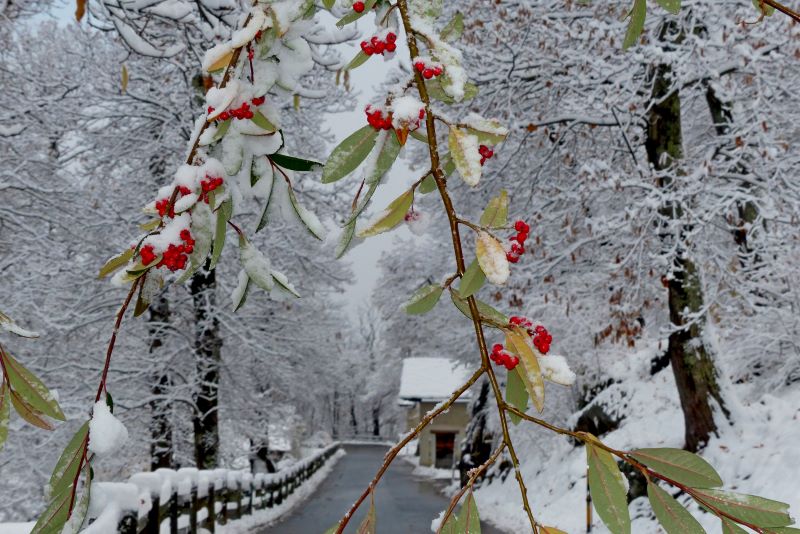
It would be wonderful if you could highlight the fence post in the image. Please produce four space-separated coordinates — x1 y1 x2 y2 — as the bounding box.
117 512 137 534
146 494 160 534
246 479 254 516
208 484 216 533
169 489 178 534
190 485 198 533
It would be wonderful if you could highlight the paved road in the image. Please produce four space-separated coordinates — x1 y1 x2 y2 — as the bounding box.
258 444 506 534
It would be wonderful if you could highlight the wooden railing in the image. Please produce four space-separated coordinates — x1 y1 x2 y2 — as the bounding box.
100 444 340 533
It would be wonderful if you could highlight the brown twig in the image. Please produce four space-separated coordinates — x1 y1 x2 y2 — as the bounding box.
762 0 800 23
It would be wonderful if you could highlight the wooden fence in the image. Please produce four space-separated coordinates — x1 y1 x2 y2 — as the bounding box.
108 443 340 533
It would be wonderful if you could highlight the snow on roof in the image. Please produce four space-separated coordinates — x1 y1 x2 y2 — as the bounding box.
398 358 474 402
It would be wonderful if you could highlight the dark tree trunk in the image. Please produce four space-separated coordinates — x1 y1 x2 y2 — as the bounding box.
191 261 222 469
645 22 726 452
149 294 174 470
350 397 358 436
372 405 381 437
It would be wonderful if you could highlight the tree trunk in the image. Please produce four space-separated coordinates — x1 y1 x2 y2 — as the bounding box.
645 22 726 452
149 294 174 470
191 260 222 469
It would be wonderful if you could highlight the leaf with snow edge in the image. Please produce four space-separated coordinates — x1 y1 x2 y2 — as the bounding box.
284 183 326 240
623 0 646 50
409 0 443 22
61 467 91 534
139 219 160 232
479 190 508 229
211 119 232 144
210 199 232 270
587 443 631 534
271 269 300 299
0 310 40 338
366 132 402 185
476 231 509 285
256 170 277 233
454 490 480 533
223 143 244 175
404 285 444 315
440 12 465 42
252 155 272 187
357 189 414 238
693 489 792 528
655 0 681 14
176 203 214 285
419 175 437 194
427 79 478 104
346 50 371 71
0 382 9 452
10 390 53 430
239 236 274 292
450 289 508 326
410 130 429 144
721 519 749 534
48 421 89 499
323 126 379 184
647 483 703 534
336 220 357 259
231 270 252 312
449 127 482 187
506 328 545 412
628 448 722 489
465 116 509 145
506 367 528 425
270 154 323 172
31 480 73 534
251 110 278 132
204 45 234 73
133 277 150 318
337 0 377 28
459 259 486 298
3 351 65 421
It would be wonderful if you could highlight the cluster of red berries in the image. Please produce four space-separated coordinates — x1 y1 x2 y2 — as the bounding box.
506 220 530 264
155 186 192 218
199 175 224 203
361 33 397 56
479 144 494 166
139 229 195 272
509 316 552 354
413 60 443 80
353 1 366 12
208 96 265 122
366 106 394 131
490 344 520 370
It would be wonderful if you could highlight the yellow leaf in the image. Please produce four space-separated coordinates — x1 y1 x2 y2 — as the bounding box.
476 231 509 285
506 327 545 412
121 64 129 93
207 50 234 73
541 528 568 534
75 0 86 21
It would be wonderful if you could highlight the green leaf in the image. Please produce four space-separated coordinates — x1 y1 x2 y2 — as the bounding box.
323 125 380 184
270 153 323 172
765 528 800 533
251 110 277 132
48 422 89 499
232 271 252 312
133 279 150 318
404 285 444 315
336 220 357 259
336 0 377 28
98 248 134 279
721 518 750 534
410 130 429 144
752 0 775 15
647 483 704 534
465 118 509 145
628 448 722 489
238 236 274 292
2 352 65 421
62 469 91 534
251 156 271 187
105 391 114 413
623 0 646 50
454 490 481 533
440 11 464 42
211 118 232 143
449 127 482 187
366 132 402 185
587 443 631 534
443 155 456 177
506 367 529 425
210 198 232 270
357 189 414 238
459 259 486 299
450 289 508 326
694 489 792 528
322 0 335 9
31 482 73 534
479 190 509 228
427 78 478 104
271 269 300 298
655 0 680 14
419 175 437 194
9 390 53 430
285 183 325 240
357 489 376 534
0 382 10 452
346 50 371 70
256 168 277 232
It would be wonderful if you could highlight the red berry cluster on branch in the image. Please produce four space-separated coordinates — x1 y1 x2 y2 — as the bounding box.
365 105 393 131
509 316 552 354
155 186 191 218
491 344 520 370
200 175 224 203
139 229 195 272
208 96 265 122
506 219 529 264
361 32 397 56
479 144 494 166
413 59 443 79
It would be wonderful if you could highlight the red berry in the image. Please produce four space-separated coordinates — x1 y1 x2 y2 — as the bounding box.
492 343 503 354
180 229 192 241
480 157 486 166
432 66 443 76
418 109 425 119
252 96 266 106
414 61 425 72
386 32 397 43
353 1 365 12
386 42 397 52
375 41 385 54
506 252 520 263
515 220 529 233
219 111 230 121
207 106 215 114
507 355 520 370
423 68 434 79
516 232 528 244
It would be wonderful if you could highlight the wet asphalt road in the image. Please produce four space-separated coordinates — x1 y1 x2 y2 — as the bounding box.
258 444 506 534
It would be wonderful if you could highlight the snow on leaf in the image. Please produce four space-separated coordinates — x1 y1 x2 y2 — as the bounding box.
0 310 40 338
403 285 444 315
210 199 232 270
448 127 482 186
2 351 65 421
655 0 681 14
464 114 509 145
506 328 545 412
251 110 277 132
239 236 274 292
693 489 792 527
231 269 252 311
358 189 414 238
9 390 53 430
323 126 380 184
440 12 465 42
203 43 234 73
98 248 135 280
270 153 323 172
271 269 300 299
476 231 509 285
539 355 576 386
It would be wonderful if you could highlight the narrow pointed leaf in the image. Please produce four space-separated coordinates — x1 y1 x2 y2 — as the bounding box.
323 126 379 184
694 489 792 528
31 482 73 534
98 248 134 279
454 490 481 533
336 0 377 27
9 391 53 430
3 352 65 421
506 367 528 425
336 220 357 259
357 490 377 534
256 171 277 232
721 518 750 534
450 289 508 326
48 422 89 500
623 0 646 49
251 110 277 132
459 259 486 298
0 382 10 452
506 328 545 412
655 0 681 14
286 185 325 240
270 153 323 172
346 50 371 70
449 127 482 187
271 269 300 298
210 199 232 270
440 11 464 42
541 528 568 534
366 132 402 185
628 448 722 488
404 285 444 315
357 189 413 238
211 118 232 143
647 483 704 534
479 190 508 228
587 443 631 534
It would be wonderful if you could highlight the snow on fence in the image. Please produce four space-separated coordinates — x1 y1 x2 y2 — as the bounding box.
86 443 340 533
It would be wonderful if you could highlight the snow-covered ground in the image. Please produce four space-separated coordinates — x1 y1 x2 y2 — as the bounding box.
469 342 800 534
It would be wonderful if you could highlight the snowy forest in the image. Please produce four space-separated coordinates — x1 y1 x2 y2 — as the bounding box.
1 0 799 533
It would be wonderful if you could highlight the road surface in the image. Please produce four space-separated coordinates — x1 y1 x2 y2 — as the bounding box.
258 444 506 534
